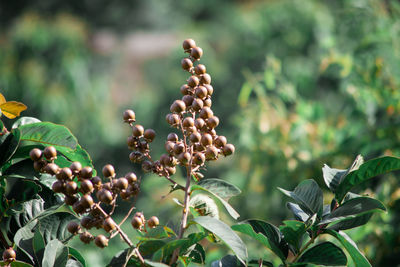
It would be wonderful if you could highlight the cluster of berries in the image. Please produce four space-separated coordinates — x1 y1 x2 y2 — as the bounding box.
29 146 159 248
124 39 234 180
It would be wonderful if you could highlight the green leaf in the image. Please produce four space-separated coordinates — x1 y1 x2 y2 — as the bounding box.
279 220 306 253
325 229 371 267
319 197 386 226
68 247 87 267
328 213 373 231
232 219 288 262
298 242 347 266
248 259 273 267
38 212 75 244
0 119 4 132
4 179 41 207
0 260 34 266
0 129 20 166
42 240 68 267
287 203 310 222
211 255 245 267
32 230 45 263
189 243 205 264
335 156 400 202
12 117 41 129
13 220 36 264
278 179 323 217
144 260 169 267
6 197 44 229
194 216 247 265
191 179 240 219
139 240 166 257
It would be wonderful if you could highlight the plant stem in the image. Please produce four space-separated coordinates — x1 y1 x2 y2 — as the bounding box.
292 233 317 263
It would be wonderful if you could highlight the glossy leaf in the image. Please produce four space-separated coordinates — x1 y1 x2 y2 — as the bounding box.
32 230 45 263
194 216 247 265
38 212 75 244
232 219 288 262
322 165 346 193
189 243 206 264
42 239 68 267
328 213 373 231
279 220 306 252
287 202 309 222
68 247 87 267
325 229 371 267
278 179 323 217
12 117 41 129
319 197 386 226
335 156 400 202
0 261 34 266
298 242 347 266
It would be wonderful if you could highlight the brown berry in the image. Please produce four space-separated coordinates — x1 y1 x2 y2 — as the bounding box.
192 98 204 112
123 109 136 123
52 180 64 193
120 190 130 200
98 189 113 204
66 181 78 195
80 179 94 194
207 116 219 129
205 146 219 160
194 64 206 75
80 194 94 209
214 136 227 148
116 177 129 190
165 141 175 154
125 172 137 184
204 84 213 96
147 216 159 228
64 195 79 206
44 163 59 175
178 152 191 165
102 164 115 178
57 167 73 180
200 73 211 84
190 132 201 143
95 235 108 248
193 153 206 165
144 129 156 142
131 216 143 229
182 95 194 107
183 39 196 51
127 183 140 196
91 176 102 187
195 118 206 129
199 107 213 119
142 160 153 172
203 97 212 107
180 84 190 95
129 151 143 163
195 86 208 99
2 248 16 263
43 146 57 160
33 159 47 172
187 76 200 88
201 133 213 147
67 221 80 234
29 148 42 161
80 166 93 179
127 136 137 147
223 144 235 156
70 162 82 174
167 133 179 142
167 113 180 125
183 117 195 128
103 217 116 232
191 47 203 60
132 125 144 137
79 232 94 244
81 216 93 229
181 58 193 70
173 143 185 155
170 100 186 113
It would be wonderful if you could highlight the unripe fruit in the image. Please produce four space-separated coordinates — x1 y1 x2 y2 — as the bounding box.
132 125 144 137
144 129 156 142
192 98 204 111
223 144 235 156
204 84 214 96
66 181 78 195
43 146 57 160
205 146 219 160
207 116 219 129
147 216 159 228
80 232 94 244
131 216 143 229
103 217 116 232
178 152 191 165
80 166 93 179
98 189 113 204
52 180 64 193
200 73 211 84
167 133 179 142
183 39 196 51
190 132 201 143
125 172 137 184
95 235 108 248
102 164 115 178
194 118 206 129
67 221 80 234
191 47 203 60
30 148 42 161
180 84 190 95
123 109 136 123
44 163 60 175
173 143 185 155
64 195 78 206
195 86 208 99
80 179 94 194
194 64 206 75
142 160 153 172
193 152 206 165
170 100 186 113
57 167 73 181
187 76 200 88
116 177 129 190
199 107 213 119
81 216 93 229
214 136 227 148
70 162 82 174
80 194 94 209
181 58 193 70
167 113 180 125
201 133 213 147
182 95 194 107
183 117 195 128
33 159 47 172
2 248 16 263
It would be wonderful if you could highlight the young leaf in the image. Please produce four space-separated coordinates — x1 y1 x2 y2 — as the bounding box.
325 229 371 267
335 156 400 202
42 240 68 267
278 179 323 217
194 216 247 265
279 220 306 253
319 197 386 226
298 242 347 266
232 219 288 262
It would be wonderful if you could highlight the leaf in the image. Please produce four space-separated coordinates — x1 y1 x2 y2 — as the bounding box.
66 259 84 267
68 247 87 267
279 220 306 253
4 179 41 207
232 219 288 262
325 229 371 267
144 260 169 267
13 220 36 264
38 212 76 244
12 117 41 129
0 261 34 266
248 259 273 267
278 180 323 217
319 197 386 226
139 240 166 257
298 242 347 266
287 202 310 222
327 213 373 231
211 255 245 267
194 216 247 265
322 165 346 192
0 129 20 166
32 230 45 263
0 93 6 104
335 156 400 202
191 179 240 219
189 243 205 264
6 198 44 231
42 240 68 267
0 101 27 119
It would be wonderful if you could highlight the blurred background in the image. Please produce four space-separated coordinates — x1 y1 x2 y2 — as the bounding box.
1 0 400 266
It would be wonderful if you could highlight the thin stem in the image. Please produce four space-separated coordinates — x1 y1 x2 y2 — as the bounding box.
292 234 317 263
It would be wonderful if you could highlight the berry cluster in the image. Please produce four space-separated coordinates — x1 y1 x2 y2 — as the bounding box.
29 146 158 249
124 39 235 181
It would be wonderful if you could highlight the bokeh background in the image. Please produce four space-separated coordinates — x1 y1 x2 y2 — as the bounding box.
1 0 400 266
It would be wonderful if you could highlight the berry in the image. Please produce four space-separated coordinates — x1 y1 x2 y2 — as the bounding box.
44 163 60 175
173 143 185 155
194 118 206 129
43 146 57 160
204 84 214 96
205 146 219 160
203 97 212 107
181 58 193 70
144 129 156 142
57 167 73 180
65 181 78 195
80 166 93 179
191 47 203 60
123 109 136 123
80 216 93 229
2 248 16 263
91 176 102 187
167 113 180 125
127 136 137 147
103 217 116 232
200 73 211 84
201 133 213 147
116 177 129 190
207 116 219 129
70 162 82 174
214 136 227 148
80 194 94 209
29 148 42 161
125 172 137 184
33 159 47 172
178 152 191 165
142 160 153 172
182 95 194 107
194 64 206 75
95 235 109 248
52 180 64 193
199 107 213 119
132 125 144 137
131 216 143 229
102 164 115 178
183 39 196 51
80 232 94 244
167 133 179 142
180 84 190 95
195 86 208 99
183 117 195 128
191 98 204 111
190 132 201 143
98 189 113 204
80 179 94 194
67 221 81 234
170 100 186 113
147 216 159 228
193 153 206 165
187 76 200 88
64 195 78 206
223 144 235 156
